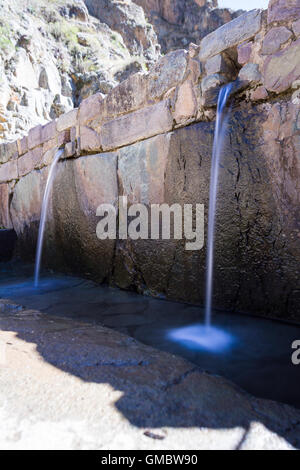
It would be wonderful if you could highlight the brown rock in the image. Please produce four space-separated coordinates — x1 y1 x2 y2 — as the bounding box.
41 121 57 143
251 86 268 101
0 160 18 183
0 142 18 164
173 80 197 124
292 18 300 36
58 130 71 147
49 153 118 282
188 43 200 58
268 0 300 23
80 127 102 153
201 73 227 107
205 53 235 78
148 50 187 101
261 27 292 56
186 57 202 84
0 183 12 228
17 137 28 157
118 133 171 206
42 148 56 167
57 109 78 132
199 10 262 61
43 138 57 154
237 42 253 65
263 39 300 93
79 93 103 126
101 101 173 151
239 63 261 83
103 73 148 121
18 147 43 177
28 125 43 150
64 141 76 158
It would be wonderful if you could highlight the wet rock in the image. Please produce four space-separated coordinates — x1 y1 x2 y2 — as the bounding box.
0 184 12 229
201 73 227 107
50 153 118 281
0 229 17 261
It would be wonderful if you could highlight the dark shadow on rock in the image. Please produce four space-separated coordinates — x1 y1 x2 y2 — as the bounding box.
0 298 299 449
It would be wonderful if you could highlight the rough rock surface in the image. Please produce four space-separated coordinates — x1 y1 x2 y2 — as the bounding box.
1 2 300 321
0 299 299 450
0 0 160 142
8 111 300 321
0 0 243 143
134 0 244 53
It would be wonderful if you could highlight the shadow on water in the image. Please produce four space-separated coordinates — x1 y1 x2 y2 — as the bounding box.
0 262 300 448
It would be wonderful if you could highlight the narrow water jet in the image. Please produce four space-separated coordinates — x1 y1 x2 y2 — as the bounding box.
205 84 233 327
34 148 64 287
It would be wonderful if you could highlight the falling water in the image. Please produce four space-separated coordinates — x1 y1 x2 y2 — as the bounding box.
205 83 233 327
34 148 64 287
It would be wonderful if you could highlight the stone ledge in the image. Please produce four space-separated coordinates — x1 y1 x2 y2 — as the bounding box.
101 100 173 151
199 9 263 61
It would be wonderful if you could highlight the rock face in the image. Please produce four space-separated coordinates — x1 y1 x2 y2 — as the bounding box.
0 0 160 142
0 230 16 261
0 0 242 143
83 0 160 61
263 39 300 93
134 0 244 53
1 5 300 322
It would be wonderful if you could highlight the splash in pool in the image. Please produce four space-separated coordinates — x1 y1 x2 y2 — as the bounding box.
167 324 235 353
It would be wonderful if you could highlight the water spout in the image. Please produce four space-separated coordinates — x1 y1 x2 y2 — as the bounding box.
34 148 64 288
205 84 233 327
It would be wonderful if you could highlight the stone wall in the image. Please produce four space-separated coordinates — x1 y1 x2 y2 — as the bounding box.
1 2 300 321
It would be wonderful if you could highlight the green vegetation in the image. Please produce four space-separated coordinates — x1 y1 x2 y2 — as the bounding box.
0 23 14 52
50 20 79 46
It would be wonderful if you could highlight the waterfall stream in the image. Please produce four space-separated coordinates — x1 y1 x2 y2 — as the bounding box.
34 148 64 287
205 83 233 326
